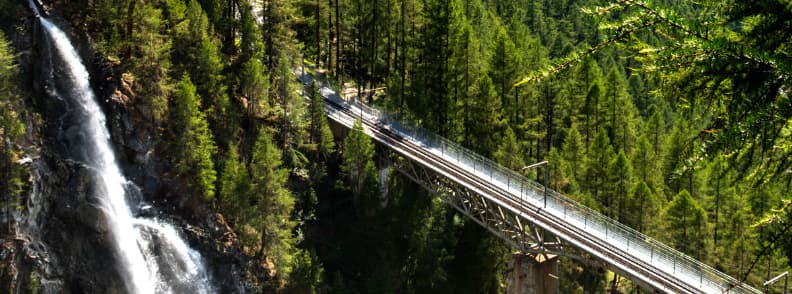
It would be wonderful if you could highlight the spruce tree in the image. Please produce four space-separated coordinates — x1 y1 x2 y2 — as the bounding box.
127 4 171 123
175 0 233 143
341 119 378 211
274 54 308 168
249 129 296 284
218 145 251 225
239 56 273 119
173 74 218 201
0 32 25 210
309 83 336 158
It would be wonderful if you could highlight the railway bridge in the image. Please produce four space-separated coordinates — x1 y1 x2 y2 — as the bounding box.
298 71 761 294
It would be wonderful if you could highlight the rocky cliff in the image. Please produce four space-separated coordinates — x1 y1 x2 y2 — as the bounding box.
0 2 247 292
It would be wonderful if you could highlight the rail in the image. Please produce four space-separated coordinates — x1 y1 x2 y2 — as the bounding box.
299 73 761 294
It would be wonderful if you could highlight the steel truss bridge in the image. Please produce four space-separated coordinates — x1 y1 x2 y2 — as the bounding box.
298 71 761 294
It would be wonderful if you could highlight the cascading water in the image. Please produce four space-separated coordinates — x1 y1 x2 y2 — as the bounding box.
28 1 213 293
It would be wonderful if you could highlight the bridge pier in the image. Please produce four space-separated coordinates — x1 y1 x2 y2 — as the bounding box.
507 253 559 294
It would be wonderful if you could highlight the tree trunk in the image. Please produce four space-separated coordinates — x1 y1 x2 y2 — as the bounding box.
327 0 333 68
316 0 321 64
370 0 378 103
399 0 406 114
335 0 341 81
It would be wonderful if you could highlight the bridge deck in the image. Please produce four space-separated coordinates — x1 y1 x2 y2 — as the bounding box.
298 71 761 294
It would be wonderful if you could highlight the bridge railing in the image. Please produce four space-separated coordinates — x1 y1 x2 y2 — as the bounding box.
306 75 760 294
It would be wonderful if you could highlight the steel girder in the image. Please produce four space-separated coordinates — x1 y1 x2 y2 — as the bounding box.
383 150 599 265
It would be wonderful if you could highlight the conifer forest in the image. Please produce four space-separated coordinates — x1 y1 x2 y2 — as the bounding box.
0 0 791 292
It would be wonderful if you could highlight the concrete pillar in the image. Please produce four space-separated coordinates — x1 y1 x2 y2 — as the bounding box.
507 253 559 294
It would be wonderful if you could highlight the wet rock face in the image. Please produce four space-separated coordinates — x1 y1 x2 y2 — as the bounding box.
27 157 125 293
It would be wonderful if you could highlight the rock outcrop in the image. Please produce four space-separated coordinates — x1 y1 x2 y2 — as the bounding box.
1 3 247 293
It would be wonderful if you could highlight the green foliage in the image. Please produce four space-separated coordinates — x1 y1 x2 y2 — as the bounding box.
239 56 273 119
174 0 234 143
608 150 632 221
581 0 792 184
0 32 24 142
249 129 297 286
218 144 251 224
308 82 335 159
584 128 615 216
627 181 659 234
69 0 792 289
0 32 26 211
493 127 523 171
631 134 663 196
464 75 504 155
126 4 171 123
172 74 217 201
663 189 708 259
561 125 584 190
341 120 379 213
286 249 324 294
273 54 308 168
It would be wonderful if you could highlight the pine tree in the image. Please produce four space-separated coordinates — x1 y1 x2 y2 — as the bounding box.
546 147 570 192
631 134 663 196
0 32 23 143
583 79 604 150
238 2 264 62
627 181 658 234
308 82 335 159
704 154 735 249
172 74 218 201
465 75 504 155
490 26 520 123
175 0 233 143
663 189 708 259
239 56 273 119
126 4 171 123
249 129 297 285
493 126 524 171
603 66 636 153
561 125 583 189
274 54 308 168
341 119 378 212
287 249 324 293
584 128 615 216
608 150 632 221
646 109 666 157
218 144 251 225
665 120 698 196
0 32 26 211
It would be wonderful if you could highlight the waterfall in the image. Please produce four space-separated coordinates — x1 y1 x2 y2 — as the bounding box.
29 1 213 293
